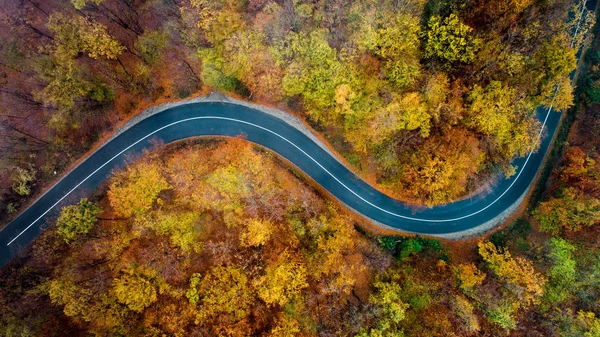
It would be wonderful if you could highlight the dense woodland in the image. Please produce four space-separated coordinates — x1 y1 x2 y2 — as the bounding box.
0 0 596 222
2 0 600 336
2 123 600 336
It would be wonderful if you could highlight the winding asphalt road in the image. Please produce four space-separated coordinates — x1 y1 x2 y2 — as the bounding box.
0 97 561 266
0 1 592 268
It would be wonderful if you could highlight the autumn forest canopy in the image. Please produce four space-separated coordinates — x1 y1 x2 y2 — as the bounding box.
0 0 595 212
2 136 600 336
183 0 592 205
1 0 600 336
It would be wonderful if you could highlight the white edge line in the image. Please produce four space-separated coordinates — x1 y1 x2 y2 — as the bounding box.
6 109 548 246
6 0 589 245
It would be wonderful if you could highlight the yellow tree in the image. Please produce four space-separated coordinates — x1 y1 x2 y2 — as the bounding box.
359 12 422 89
240 218 273 247
369 92 431 144
56 198 101 243
70 0 104 9
79 19 125 60
478 241 546 306
205 164 251 203
577 311 600 337
533 37 577 109
452 263 486 292
48 278 94 320
534 187 600 235
46 13 124 61
308 213 362 295
40 13 122 111
452 294 481 333
268 314 302 337
10 165 36 196
151 211 203 253
189 0 245 46
255 251 309 306
403 129 483 205
112 265 159 313
425 14 480 64
186 265 254 322
108 162 171 217
466 81 539 164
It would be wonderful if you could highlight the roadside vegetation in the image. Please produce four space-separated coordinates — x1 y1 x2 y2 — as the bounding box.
0 0 595 226
2 133 600 336
1 0 600 336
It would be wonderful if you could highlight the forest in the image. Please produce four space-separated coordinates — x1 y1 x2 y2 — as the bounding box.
1 125 599 335
0 0 595 217
1 0 600 336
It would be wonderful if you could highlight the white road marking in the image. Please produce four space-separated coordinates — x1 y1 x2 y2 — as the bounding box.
5 0 588 245
6 109 549 246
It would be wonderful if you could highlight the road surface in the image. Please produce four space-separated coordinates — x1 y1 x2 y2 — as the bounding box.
0 0 591 268
0 99 560 267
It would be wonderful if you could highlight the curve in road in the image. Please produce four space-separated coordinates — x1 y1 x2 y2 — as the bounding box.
0 0 591 267
0 98 559 266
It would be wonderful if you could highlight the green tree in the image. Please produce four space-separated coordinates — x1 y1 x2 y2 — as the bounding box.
401 278 432 311
279 30 352 122
487 301 517 330
11 165 36 196
56 198 101 243
397 239 424 260
543 238 576 304
358 276 409 336
199 48 243 91
425 14 480 64
135 30 167 65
